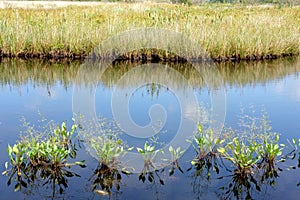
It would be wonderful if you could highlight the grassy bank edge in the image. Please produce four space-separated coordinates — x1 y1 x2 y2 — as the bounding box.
0 50 299 62
0 3 299 62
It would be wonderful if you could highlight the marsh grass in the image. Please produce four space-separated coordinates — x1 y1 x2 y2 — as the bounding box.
0 3 299 61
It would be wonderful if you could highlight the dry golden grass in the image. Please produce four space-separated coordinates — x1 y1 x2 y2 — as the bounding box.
0 3 299 60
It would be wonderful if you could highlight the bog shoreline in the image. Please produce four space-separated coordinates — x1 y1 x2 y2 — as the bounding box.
0 2 299 62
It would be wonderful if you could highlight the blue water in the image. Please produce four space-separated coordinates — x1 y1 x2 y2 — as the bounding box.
0 58 300 199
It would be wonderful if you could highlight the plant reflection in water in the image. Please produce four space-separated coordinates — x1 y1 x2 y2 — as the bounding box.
2 117 86 198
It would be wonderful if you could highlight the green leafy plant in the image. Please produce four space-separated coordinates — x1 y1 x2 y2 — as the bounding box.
137 141 164 185
6 143 27 170
187 124 225 178
260 134 284 170
3 143 28 192
2 118 85 196
22 119 83 167
189 124 225 160
218 109 285 176
169 146 185 163
90 134 132 170
137 141 161 171
53 121 78 158
167 146 184 175
218 137 261 175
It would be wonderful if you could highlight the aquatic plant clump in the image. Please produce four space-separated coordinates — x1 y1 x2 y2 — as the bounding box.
4 108 300 198
217 110 285 176
2 112 300 199
89 134 132 169
0 4 299 61
2 119 86 195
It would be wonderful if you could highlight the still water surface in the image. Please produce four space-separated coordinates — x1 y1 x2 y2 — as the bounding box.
0 58 300 199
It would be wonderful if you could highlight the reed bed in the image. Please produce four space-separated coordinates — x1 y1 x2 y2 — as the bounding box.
0 3 299 61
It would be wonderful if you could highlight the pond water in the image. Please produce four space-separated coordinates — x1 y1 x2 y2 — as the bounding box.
0 57 300 199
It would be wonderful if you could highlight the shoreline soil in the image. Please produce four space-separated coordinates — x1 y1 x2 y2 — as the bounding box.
0 50 298 63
